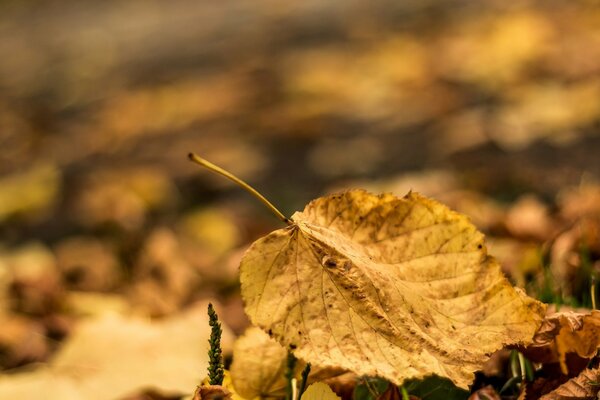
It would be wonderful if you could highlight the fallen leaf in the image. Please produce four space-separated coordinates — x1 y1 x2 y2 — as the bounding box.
230 327 342 399
539 367 600 400
192 385 232 400
73 167 174 230
550 217 600 298
199 371 244 400
54 236 121 292
129 228 201 316
240 190 545 388
1 242 63 316
481 349 511 378
558 185 600 221
0 313 49 368
230 327 289 399
468 385 501 400
0 164 60 222
301 382 341 400
523 310 600 374
0 302 232 400
323 372 358 400
505 195 555 241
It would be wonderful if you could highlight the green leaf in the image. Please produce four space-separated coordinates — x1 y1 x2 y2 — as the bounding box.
352 377 389 400
404 376 469 400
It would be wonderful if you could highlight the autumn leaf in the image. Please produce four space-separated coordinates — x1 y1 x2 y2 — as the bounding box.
523 310 600 374
0 302 232 400
468 385 501 400
539 367 600 400
240 189 545 388
301 382 341 400
230 327 344 399
230 327 289 399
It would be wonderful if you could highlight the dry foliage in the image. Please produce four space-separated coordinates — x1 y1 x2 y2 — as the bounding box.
0 303 231 400
230 327 289 399
301 382 341 400
539 367 600 400
525 310 600 374
240 189 545 388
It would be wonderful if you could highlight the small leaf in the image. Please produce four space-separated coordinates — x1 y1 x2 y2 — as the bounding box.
230 327 289 399
353 377 389 400
539 367 600 399
301 382 341 400
230 327 342 399
0 303 231 400
403 376 468 400
523 310 600 373
241 190 546 388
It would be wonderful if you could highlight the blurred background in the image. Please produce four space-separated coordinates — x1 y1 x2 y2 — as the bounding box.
1 0 600 397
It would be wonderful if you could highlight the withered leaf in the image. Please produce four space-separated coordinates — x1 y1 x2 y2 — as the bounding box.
230 327 289 399
468 385 501 400
193 385 233 400
230 327 344 399
539 367 600 400
301 382 341 400
524 310 600 374
240 190 545 388
0 303 232 400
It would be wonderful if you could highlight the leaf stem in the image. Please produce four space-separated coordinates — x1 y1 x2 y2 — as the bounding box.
188 153 291 225
591 276 597 310
518 352 526 383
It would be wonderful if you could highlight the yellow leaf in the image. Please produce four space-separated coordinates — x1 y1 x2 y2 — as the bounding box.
0 302 232 400
230 327 288 399
230 327 343 399
301 383 340 400
240 189 545 389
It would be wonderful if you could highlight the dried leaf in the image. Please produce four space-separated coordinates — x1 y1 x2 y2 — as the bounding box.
230 327 343 399
505 195 554 241
539 367 600 400
240 190 545 388
468 385 501 400
301 382 341 400
0 302 232 400
524 310 600 374
193 385 232 400
0 164 60 222
230 327 288 399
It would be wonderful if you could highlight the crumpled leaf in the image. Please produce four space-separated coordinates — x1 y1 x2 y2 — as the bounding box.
240 190 545 388
301 382 341 400
539 367 600 400
468 385 501 400
523 310 600 374
198 371 244 400
0 302 232 400
193 385 232 400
